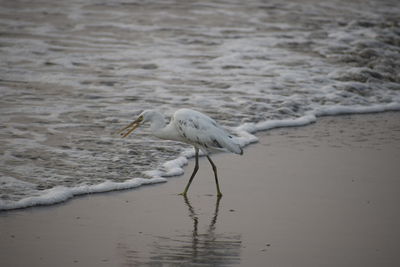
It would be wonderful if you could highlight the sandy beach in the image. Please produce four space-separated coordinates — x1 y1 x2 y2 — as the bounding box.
1 112 400 267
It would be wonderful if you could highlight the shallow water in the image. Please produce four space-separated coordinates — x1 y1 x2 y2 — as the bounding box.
1 0 399 210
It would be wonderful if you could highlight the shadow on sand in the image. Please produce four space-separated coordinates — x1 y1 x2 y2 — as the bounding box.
122 195 242 266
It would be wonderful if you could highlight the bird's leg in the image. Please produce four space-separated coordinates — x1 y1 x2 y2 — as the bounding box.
206 155 222 197
180 148 199 196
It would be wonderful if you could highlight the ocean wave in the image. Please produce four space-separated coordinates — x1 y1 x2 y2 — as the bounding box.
2 103 399 211
1 0 399 210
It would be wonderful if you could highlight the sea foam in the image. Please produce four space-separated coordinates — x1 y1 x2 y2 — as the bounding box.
0 178 166 211
2 103 399 211
1 0 400 211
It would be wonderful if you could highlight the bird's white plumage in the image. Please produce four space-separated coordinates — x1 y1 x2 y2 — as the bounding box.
120 108 243 155
171 109 243 155
118 108 243 196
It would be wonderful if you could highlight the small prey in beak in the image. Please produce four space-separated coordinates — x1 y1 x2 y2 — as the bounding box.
118 116 143 138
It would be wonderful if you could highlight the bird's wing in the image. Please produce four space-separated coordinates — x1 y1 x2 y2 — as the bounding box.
173 109 243 155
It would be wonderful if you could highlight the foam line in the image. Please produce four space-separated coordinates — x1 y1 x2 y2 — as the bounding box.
315 103 400 116
0 177 166 211
1 103 399 211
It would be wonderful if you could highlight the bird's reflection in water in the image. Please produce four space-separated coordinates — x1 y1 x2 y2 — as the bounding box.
148 196 242 266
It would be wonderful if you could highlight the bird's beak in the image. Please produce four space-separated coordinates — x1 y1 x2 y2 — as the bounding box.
118 118 142 138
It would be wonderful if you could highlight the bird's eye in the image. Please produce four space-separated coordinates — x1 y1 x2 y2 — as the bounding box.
139 115 144 121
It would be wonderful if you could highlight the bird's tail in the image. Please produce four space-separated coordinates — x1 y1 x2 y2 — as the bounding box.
217 134 243 155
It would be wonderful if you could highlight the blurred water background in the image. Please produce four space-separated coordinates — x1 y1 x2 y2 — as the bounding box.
1 0 399 209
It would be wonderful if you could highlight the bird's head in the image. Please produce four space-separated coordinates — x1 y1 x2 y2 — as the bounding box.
117 110 157 138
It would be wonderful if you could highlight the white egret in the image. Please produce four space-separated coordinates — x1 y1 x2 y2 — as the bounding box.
118 108 243 196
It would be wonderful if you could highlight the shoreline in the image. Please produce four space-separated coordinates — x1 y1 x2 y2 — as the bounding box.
2 107 400 212
1 112 400 266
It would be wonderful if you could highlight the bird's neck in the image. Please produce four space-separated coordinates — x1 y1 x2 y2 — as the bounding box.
151 113 182 141
149 112 166 132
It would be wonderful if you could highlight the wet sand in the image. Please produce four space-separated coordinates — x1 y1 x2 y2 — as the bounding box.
1 112 400 267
